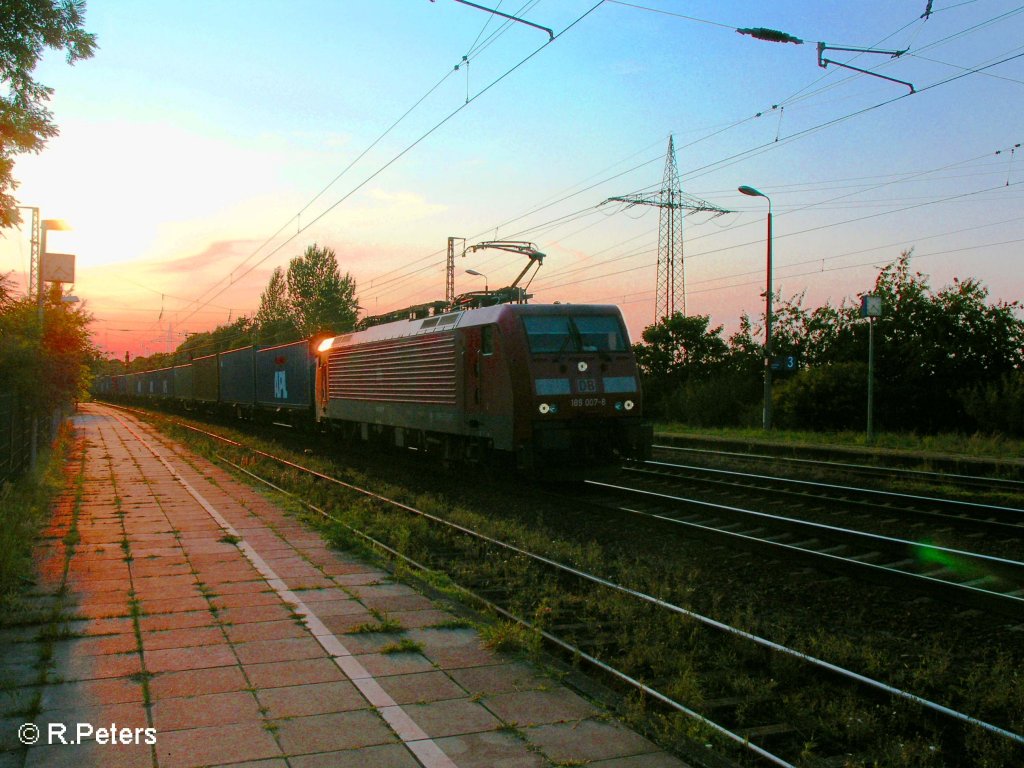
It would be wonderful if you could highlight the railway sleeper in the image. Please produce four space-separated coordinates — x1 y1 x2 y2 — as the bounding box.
880 557 915 569
733 722 798 741
959 576 999 588
701 694 776 711
919 566 957 579
846 549 882 562
814 544 848 555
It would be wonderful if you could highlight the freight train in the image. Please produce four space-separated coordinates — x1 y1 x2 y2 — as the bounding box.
94 302 652 471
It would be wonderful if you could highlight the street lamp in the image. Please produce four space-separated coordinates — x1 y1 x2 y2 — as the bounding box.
738 185 774 430
465 269 488 294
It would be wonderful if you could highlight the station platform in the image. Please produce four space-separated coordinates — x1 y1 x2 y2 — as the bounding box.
0 404 689 768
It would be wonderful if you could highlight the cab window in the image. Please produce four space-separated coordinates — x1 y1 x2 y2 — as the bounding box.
522 314 627 354
522 316 573 353
573 315 626 352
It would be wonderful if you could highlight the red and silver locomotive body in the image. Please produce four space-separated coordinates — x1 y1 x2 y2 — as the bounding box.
314 303 651 470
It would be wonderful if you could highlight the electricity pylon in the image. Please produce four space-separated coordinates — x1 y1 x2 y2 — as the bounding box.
604 136 730 320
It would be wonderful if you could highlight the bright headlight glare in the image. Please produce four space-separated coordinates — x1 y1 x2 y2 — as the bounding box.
624 400 635 411
317 337 335 353
539 403 550 414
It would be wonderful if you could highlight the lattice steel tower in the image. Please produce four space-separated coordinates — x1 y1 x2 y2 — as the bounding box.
605 136 729 320
657 135 684 318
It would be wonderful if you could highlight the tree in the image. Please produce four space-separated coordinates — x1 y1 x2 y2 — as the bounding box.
634 313 728 382
631 251 1024 433
767 252 1024 432
633 313 729 419
254 266 297 345
284 244 358 337
1 0 97 227
0 283 94 412
170 315 253 364
0 271 15 308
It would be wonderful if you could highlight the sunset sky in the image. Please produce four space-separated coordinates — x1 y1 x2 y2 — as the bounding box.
2 0 1022 358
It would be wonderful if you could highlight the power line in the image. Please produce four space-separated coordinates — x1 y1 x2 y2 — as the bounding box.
170 1 605 332
534 180 1022 294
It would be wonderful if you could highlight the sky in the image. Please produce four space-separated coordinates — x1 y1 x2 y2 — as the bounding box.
2 0 1022 359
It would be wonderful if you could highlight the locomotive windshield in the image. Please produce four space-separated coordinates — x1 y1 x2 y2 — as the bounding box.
522 314 627 354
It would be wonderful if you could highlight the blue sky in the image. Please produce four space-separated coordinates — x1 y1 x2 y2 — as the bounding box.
3 0 1022 356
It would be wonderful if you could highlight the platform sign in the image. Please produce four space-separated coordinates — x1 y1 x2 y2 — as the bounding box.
42 252 75 284
860 295 883 318
770 355 797 372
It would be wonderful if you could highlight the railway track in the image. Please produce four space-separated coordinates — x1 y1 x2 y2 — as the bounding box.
583 474 1024 617
653 443 1024 496
637 458 1024 534
114 405 1024 768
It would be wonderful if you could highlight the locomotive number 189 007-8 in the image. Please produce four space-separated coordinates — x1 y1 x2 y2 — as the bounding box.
571 397 607 408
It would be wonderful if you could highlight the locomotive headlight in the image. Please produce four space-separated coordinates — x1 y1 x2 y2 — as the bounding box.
577 361 588 372
624 399 635 411
317 336 336 353
539 403 550 414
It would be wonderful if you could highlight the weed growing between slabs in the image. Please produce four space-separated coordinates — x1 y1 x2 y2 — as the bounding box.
0 425 89 728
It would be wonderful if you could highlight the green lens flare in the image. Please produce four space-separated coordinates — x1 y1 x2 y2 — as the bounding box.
914 541 987 581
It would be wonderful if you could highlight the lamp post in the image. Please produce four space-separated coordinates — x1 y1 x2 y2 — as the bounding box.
465 269 488 295
738 185 773 430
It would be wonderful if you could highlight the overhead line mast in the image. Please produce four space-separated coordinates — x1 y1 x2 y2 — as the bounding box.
604 136 730 320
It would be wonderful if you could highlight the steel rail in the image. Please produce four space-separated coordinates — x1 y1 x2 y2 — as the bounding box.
587 478 1024 609
653 444 1024 490
638 459 1024 518
629 459 1024 542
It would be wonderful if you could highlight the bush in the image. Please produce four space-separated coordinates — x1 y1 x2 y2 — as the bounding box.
960 373 1024 436
774 362 867 431
663 371 761 427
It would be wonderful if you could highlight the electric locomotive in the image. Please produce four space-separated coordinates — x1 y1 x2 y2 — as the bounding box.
314 302 651 470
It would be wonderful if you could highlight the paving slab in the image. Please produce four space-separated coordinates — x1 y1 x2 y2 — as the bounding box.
0 404 691 768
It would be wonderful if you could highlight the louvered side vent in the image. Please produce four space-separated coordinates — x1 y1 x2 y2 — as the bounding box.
327 333 457 404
